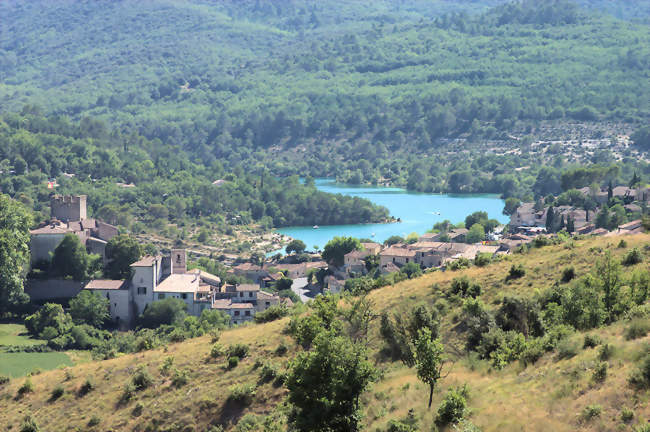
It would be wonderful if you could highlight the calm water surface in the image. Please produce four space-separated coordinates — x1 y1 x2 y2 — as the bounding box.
274 179 507 252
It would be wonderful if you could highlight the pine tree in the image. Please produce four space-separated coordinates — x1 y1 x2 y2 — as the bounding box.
545 206 555 233
567 216 575 233
629 172 640 188
608 180 613 200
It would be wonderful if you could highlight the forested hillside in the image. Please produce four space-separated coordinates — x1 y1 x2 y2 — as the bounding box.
1 1 648 192
0 111 388 236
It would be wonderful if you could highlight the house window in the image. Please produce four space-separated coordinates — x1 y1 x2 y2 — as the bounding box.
181 293 187 300
158 293 165 300
176 254 181 263
249 292 253 297
245 311 251 316
137 287 147 295
234 311 240 316
265 302 270 307
393 257 396 263
239 292 243 297
406 258 409 263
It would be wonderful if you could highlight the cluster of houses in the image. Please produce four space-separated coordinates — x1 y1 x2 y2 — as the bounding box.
28 195 286 329
510 185 647 239
85 249 286 328
27 189 647 329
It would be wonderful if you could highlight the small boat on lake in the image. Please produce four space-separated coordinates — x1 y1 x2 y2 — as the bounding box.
313 225 319 229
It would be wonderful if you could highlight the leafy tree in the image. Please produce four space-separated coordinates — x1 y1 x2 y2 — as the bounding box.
503 197 521 216
69 290 110 327
286 331 376 432
322 236 360 267
105 235 143 279
24 303 72 339
631 126 650 151
0 194 31 315
464 211 488 230
50 233 91 281
401 262 423 279
414 328 445 408
383 235 404 246
595 251 622 321
466 224 485 244
139 298 187 328
286 239 307 255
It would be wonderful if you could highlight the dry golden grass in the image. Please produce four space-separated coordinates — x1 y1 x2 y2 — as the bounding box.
0 234 648 431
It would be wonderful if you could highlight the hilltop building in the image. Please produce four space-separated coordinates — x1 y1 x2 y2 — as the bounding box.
30 195 118 264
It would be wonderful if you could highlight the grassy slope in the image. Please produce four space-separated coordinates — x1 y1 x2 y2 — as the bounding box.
0 234 648 431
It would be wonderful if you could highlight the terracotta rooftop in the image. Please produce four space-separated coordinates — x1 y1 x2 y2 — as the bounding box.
154 273 199 293
130 256 159 267
236 284 260 292
30 224 70 235
380 246 416 257
84 280 128 290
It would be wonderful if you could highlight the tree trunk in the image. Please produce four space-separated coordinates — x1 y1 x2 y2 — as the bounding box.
428 384 434 408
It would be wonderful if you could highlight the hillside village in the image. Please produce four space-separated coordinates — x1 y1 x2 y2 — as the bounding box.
25 185 648 332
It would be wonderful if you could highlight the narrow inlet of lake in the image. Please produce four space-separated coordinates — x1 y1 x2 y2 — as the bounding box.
273 179 507 252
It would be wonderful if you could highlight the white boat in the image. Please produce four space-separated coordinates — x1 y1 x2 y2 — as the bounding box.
371 233 376 237
313 225 319 229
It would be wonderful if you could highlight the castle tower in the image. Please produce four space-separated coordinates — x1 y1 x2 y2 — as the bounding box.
171 249 187 274
50 195 87 222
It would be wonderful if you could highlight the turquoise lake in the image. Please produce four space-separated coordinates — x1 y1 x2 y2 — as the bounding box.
275 179 508 251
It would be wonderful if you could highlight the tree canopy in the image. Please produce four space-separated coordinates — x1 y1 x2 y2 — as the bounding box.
0 194 32 315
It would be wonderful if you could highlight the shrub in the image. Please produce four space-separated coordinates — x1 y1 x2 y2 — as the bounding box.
561 267 576 283
209 329 221 343
386 409 419 432
227 344 249 359
227 356 240 369
17 377 34 397
520 338 545 366
591 362 608 383
254 304 289 323
20 415 39 432
210 343 224 359
628 354 650 390
0 375 10 385
556 339 579 360
474 253 492 267
448 257 471 271
506 264 525 282
583 334 601 349
581 404 602 421
227 384 255 405
120 383 136 404
450 276 482 298
275 343 288 356
620 407 634 423
618 239 628 248
259 362 278 383
132 402 144 417
623 248 643 266
598 344 614 361
87 416 101 427
131 366 153 391
171 368 188 388
435 386 467 426
159 356 174 376
625 318 650 340
78 377 95 396
49 385 64 401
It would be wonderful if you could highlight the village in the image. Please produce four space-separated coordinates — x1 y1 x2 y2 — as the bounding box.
24 183 648 331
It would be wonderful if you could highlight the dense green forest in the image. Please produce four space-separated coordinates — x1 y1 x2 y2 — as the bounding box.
0 111 389 232
1 0 649 206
